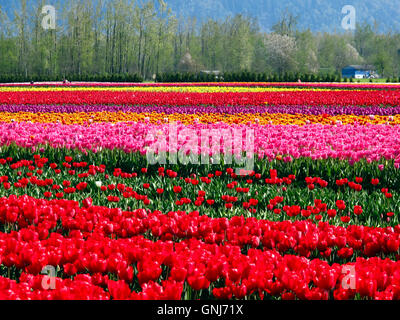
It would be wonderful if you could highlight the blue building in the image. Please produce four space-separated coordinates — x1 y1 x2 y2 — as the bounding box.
342 65 378 79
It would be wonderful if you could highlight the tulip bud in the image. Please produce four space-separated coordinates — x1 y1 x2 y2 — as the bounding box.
82 197 93 208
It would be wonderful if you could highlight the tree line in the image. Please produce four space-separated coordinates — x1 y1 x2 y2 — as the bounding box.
0 0 399 81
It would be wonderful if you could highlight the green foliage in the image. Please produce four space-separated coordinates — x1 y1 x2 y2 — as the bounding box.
156 72 340 83
0 73 143 83
0 144 398 226
0 0 399 80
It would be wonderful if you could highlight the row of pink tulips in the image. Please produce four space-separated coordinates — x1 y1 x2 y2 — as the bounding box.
1 122 400 165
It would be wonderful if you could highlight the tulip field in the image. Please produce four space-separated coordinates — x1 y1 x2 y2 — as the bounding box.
1 82 400 300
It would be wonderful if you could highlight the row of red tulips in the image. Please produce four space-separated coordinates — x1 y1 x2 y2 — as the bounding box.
3 241 400 300
1 90 400 106
0 155 397 227
1 195 400 261
0 195 400 300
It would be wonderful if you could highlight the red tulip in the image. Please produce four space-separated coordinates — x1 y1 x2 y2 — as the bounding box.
82 198 93 208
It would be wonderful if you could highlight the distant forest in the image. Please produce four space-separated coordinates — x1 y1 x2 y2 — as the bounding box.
0 0 399 80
